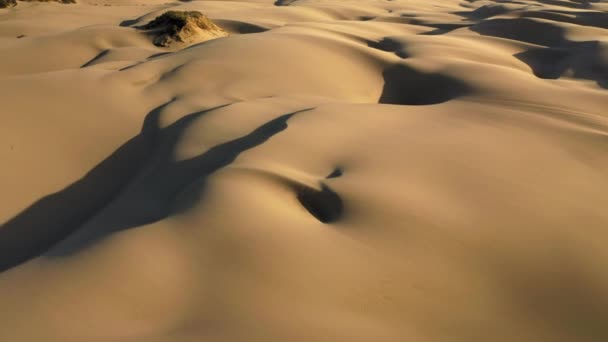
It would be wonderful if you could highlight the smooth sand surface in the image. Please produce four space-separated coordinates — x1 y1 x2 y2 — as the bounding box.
1 0 608 341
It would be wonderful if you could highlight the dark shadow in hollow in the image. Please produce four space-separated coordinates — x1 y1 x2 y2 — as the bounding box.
454 4 510 20
213 19 269 34
518 10 608 29
119 18 141 27
419 23 471 36
326 167 343 179
147 51 173 60
368 38 410 59
119 13 150 27
274 0 298 6
469 17 606 89
379 64 472 105
359 16 376 21
81 49 110 68
296 184 343 224
469 18 568 46
536 0 594 10
515 41 607 89
0 101 310 270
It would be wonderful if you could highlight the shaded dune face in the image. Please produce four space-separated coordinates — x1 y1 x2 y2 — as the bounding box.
379 64 472 105
470 18 569 46
274 0 298 6
0 105 319 268
518 9 608 29
296 183 343 224
455 4 511 19
367 38 410 59
470 18 608 88
0 99 342 269
1 0 608 341
515 41 608 88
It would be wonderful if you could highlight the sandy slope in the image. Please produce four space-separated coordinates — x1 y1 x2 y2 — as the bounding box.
1 0 607 341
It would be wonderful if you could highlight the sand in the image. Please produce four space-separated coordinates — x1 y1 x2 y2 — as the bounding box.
0 0 607 341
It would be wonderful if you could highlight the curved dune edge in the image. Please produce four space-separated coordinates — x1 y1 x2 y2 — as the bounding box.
1 0 608 341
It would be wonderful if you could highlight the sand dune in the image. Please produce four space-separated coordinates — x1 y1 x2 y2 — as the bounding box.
1 0 608 341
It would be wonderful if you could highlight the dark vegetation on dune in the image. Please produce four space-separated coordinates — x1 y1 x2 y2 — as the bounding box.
143 11 212 32
0 0 16 8
139 10 225 47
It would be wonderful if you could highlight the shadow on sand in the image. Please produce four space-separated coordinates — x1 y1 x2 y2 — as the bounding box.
379 64 472 105
0 103 313 271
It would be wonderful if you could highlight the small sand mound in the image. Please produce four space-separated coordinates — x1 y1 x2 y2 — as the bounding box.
0 0 16 8
141 11 228 47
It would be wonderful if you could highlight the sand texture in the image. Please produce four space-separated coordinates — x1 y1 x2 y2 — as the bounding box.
1 0 608 341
